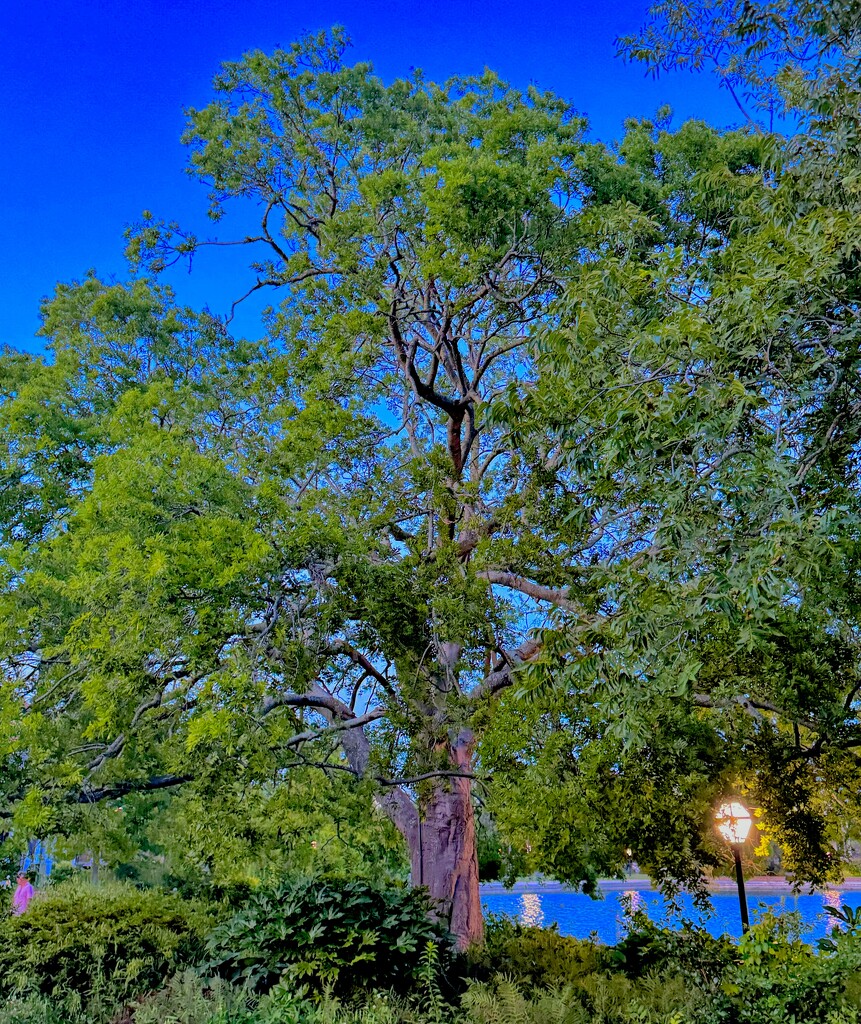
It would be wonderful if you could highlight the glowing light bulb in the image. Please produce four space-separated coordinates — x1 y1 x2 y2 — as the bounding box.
716 801 752 844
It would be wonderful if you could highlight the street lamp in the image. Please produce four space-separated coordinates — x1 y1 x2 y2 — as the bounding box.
716 801 752 933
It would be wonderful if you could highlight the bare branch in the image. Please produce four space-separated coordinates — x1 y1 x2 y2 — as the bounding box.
283 708 387 749
376 769 476 787
75 774 193 804
477 570 582 613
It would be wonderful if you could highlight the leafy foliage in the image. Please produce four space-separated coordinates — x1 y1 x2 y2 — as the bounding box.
0 881 205 1013
132 772 408 897
0 994 75 1024
467 915 606 990
202 877 452 997
462 973 703 1024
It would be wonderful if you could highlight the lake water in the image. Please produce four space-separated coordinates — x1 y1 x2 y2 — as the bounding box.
481 887 861 943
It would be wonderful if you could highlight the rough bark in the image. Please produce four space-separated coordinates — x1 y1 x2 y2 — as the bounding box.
404 732 483 948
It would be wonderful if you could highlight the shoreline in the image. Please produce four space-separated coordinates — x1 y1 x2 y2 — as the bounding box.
480 876 861 895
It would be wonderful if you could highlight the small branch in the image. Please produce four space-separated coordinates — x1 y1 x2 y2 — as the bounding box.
283 708 387 748
472 638 542 700
87 733 127 772
330 640 394 694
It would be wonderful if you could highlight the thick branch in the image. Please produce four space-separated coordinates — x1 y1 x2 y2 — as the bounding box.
389 312 463 417
477 570 582 613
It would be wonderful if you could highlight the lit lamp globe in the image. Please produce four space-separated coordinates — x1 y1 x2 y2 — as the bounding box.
716 801 752 845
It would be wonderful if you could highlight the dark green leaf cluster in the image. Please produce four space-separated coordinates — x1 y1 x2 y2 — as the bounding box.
466 914 607 990
611 910 734 987
202 876 452 997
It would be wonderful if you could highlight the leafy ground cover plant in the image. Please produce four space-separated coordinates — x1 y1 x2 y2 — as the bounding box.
463 972 710 1024
202 877 453 998
0 994 77 1024
466 914 607 990
130 971 254 1024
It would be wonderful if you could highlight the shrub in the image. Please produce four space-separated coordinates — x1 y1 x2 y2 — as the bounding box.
707 910 861 1024
0 881 205 1014
610 910 733 990
467 915 607 990
202 877 452 998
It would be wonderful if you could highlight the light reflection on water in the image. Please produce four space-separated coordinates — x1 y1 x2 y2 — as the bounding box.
622 890 645 913
481 888 861 943
519 892 545 928
823 889 843 933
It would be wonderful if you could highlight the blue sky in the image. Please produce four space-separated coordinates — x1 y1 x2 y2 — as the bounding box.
3 0 738 353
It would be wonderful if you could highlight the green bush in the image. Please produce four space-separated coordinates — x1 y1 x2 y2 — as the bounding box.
0 881 205 1014
8 895 861 1024
704 910 861 1024
467 914 607 990
202 877 452 998
610 910 733 989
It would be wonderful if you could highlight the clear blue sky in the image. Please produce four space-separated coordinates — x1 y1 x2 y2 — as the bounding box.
3 0 736 353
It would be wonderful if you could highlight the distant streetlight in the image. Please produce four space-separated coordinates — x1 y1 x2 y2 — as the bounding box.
716 801 752 933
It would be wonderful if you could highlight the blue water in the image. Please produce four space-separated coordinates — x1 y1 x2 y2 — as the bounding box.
481 888 861 943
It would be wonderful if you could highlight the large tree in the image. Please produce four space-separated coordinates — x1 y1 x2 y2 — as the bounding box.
2 34 599 945
5 8 861 946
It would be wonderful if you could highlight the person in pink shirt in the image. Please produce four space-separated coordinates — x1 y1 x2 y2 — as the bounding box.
11 872 35 916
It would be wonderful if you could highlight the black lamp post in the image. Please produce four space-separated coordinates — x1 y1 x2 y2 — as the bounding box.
716 801 752 934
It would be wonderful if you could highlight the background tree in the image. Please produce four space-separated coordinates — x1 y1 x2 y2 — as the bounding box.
491 0 861 886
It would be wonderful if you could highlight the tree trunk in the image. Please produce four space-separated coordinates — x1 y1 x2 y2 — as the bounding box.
381 732 483 948
412 773 483 948
345 693 482 949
